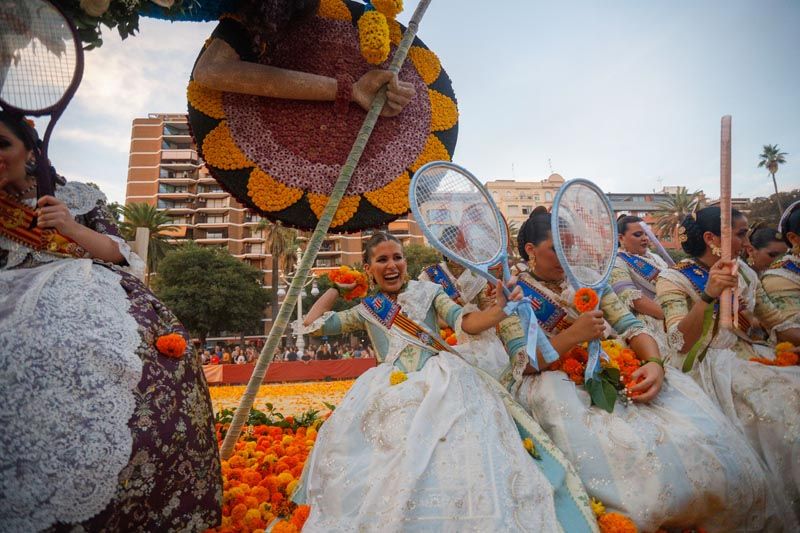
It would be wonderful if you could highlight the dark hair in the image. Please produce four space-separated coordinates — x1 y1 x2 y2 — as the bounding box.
363 231 402 263
617 215 643 236
0 109 39 151
517 206 551 260
237 0 320 61
749 227 783 250
781 204 800 245
680 206 744 257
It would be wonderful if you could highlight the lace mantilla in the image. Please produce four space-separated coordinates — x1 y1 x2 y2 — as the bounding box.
292 311 336 336
0 259 143 532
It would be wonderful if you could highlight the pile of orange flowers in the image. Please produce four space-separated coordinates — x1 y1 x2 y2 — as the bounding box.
550 340 643 392
327 265 369 300
208 423 318 533
750 342 799 367
590 498 638 533
439 326 458 346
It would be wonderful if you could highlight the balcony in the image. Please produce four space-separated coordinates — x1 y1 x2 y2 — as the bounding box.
157 200 194 213
161 149 200 168
197 188 228 199
196 202 230 213
195 218 229 228
157 190 195 200
195 231 228 244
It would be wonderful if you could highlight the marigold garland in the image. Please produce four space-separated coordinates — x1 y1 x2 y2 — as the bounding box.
203 121 256 170
428 89 459 131
388 18 402 45
389 369 408 385
574 287 599 313
591 496 638 533
155 333 187 358
327 265 369 300
750 342 799 367
371 0 403 18
307 193 361 228
408 46 442 85
187 80 225 120
247 168 304 212
410 135 451 172
363 172 410 214
357 10 390 65
317 0 352 20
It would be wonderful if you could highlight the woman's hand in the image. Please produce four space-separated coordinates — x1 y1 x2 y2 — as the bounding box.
705 259 738 299
627 361 664 402
352 70 415 117
493 280 522 310
565 310 605 345
36 195 79 236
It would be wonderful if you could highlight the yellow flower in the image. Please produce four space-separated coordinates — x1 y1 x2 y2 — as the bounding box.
591 497 606 517
247 168 303 212
372 0 403 19
307 193 361 228
410 134 451 172
202 121 255 170
357 10 390 65
317 0 352 20
428 89 459 131
776 342 795 353
187 80 224 119
409 46 442 85
364 172 410 214
388 19 402 45
389 370 408 385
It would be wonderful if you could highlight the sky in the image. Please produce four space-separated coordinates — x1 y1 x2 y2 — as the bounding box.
48 0 800 204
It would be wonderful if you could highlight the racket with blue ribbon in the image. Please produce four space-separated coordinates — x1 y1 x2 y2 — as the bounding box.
409 161 558 370
551 178 618 382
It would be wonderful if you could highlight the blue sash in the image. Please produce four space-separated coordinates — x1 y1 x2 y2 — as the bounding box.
422 264 463 304
516 278 572 334
361 293 451 353
775 258 800 276
617 251 660 282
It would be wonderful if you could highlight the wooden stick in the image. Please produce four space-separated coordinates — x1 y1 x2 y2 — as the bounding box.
719 115 733 329
219 0 434 460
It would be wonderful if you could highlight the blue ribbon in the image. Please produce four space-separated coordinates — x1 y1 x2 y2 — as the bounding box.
504 298 559 371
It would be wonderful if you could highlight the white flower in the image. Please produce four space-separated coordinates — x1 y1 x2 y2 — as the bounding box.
79 0 111 17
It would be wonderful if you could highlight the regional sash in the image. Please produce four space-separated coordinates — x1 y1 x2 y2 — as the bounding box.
360 292 453 354
516 277 573 334
774 258 800 276
673 261 752 335
422 264 463 305
0 192 88 259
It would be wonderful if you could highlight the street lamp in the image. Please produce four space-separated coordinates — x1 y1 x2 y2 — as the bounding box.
277 246 319 353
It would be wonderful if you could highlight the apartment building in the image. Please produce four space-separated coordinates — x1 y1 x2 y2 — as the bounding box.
485 173 566 227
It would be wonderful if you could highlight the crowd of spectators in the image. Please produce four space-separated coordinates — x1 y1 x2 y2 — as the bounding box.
200 340 375 365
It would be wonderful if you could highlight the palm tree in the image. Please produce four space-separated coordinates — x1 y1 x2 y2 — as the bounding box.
119 203 176 282
757 144 788 216
257 219 300 322
654 187 702 242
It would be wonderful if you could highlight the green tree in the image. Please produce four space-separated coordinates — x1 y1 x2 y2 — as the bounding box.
106 201 123 222
404 243 443 280
654 187 702 242
746 189 800 227
256 220 300 322
757 144 788 216
153 244 270 345
119 202 176 281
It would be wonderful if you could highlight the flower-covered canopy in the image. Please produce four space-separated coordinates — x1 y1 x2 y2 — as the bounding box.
187 0 458 233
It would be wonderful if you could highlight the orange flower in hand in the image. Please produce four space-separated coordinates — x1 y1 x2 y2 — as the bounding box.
574 287 599 313
156 333 187 358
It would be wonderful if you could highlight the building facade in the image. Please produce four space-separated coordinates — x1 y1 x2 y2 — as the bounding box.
125 113 422 329
485 174 566 227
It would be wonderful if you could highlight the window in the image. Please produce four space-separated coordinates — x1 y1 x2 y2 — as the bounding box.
534 194 540 202
545 191 552 201
521 206 532 215
508 205 520 215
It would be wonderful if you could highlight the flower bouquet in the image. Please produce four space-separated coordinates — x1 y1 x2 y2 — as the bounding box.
750 342 799 367
326 265 368 301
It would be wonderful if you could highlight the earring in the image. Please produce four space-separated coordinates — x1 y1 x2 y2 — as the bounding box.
746 255 754 267
527 254 536 271
710 243 722 257
25 159 37 177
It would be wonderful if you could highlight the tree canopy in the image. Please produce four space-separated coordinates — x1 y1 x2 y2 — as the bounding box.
153 244 270 344
403 243 444 280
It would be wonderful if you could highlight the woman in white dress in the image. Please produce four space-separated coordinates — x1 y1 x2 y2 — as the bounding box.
292 231 597 532
656 205 800 522
504 206 785 532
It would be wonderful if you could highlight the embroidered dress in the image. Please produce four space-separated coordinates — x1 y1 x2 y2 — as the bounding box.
610 250 677 363
292 280 597 532
418 262 509 380
0 182 221 532
503 270 782 532
657 258 800 520
762 252 800 321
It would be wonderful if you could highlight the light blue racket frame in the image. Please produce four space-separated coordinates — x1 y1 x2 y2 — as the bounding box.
551 178 618 381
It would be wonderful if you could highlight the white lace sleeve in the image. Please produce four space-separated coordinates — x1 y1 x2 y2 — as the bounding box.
105 235 147 279
292 311 336 336
617 287 643 309
666 323 685 352
57 181 107 217
620 323 649 342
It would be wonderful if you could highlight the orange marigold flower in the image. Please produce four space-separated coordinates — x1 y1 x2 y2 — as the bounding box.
428 89 459 131
272 520 299 533
317 0 352 20
291 505 311 530
372 0 403 18
202 121 255 171
155 333 186 358
357 10 390 65
598 512 638 533
408 45 442 85
307 193 360 228
574 287 599 313
230 503 248 522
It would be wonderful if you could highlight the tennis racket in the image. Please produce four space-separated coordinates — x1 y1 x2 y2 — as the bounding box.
551 178 618 381
0 0 84 198
410 160 558 370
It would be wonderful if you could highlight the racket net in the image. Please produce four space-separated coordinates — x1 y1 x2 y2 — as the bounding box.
0 0 76 112
554 183 616 287
411 163 504 267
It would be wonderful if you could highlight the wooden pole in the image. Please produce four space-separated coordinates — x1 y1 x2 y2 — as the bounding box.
219 0 434 460
719 115 733 329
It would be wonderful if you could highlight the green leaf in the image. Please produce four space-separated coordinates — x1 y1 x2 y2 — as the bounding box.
323 401 337 412
602 366 620 384
586 378 616 413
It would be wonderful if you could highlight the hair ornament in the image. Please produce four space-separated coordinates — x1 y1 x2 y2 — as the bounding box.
678 226 688 243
